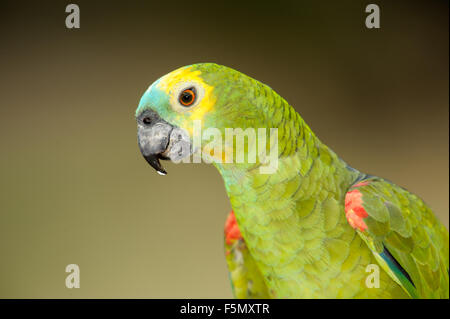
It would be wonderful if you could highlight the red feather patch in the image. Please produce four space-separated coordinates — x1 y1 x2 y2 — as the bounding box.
225 210 242 245
345 189 369 232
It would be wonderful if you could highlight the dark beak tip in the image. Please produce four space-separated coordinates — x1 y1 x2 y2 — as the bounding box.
156 168 167 176
143 153 167 176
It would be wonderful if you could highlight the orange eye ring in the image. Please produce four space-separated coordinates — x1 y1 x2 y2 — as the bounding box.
179 88 196 106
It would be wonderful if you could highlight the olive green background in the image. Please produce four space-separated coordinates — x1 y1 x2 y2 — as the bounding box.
0 0 448 298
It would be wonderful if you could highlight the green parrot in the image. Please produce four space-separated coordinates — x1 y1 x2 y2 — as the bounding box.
135 63 449 299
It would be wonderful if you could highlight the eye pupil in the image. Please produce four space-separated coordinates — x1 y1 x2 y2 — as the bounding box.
143 117 152 125
181 92 192 103
179 88 196 106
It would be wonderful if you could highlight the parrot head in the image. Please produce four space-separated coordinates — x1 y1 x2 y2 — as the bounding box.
135 63 284 175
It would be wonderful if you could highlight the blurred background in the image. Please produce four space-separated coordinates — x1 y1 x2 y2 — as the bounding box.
0 0 448 298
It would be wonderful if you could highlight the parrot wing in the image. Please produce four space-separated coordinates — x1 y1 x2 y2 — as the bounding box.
344 178 449 298
224 211 270 298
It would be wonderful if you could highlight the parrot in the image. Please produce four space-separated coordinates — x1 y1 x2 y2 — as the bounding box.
135 63 449 299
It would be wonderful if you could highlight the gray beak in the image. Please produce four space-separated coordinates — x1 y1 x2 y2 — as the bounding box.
137 111 192 175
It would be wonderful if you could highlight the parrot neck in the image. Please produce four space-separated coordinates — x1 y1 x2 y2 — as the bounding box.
215 131 360 211
214 113 363 295
214 113 361 201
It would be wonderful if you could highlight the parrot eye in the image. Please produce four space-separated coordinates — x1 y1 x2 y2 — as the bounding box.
171 82 203 112
142 117 152 125
179 88 196 107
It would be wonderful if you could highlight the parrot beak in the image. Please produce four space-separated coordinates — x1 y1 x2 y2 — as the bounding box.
143 152 169 176
137 110 192 175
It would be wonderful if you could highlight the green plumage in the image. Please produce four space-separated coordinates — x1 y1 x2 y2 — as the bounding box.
136 63 449 298
350 178 449 298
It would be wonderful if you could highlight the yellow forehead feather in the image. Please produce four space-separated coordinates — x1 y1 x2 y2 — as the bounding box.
155 67 216 128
